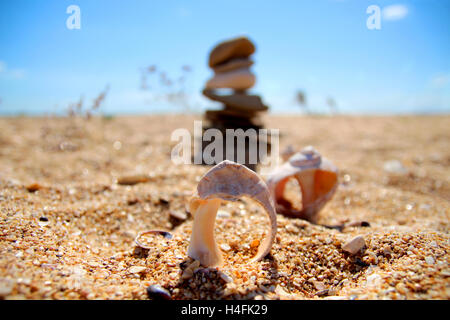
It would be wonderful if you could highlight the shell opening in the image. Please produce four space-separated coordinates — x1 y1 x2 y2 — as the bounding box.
187 160 277 267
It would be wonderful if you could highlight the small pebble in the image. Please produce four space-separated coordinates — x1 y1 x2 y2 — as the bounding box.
285 224 299 233
129 266 146 274
146 285 172 300
220 243 231 252
342 235 366 255
383 160 407 174
382 246 392 256
315 289 329 297
117 174 150 185
395 282 406 295
424 256 435 265
217 210 231 218
181 268 194 279
313 281 326 291
26 183 43 192
169 210 187 221
419 204 431 210
38 216 50 227
189 260 200 270
355 257 369 268
366 273 381 287
250 239 260 249
328 287 337 296
127 198 139 205
323 296 346 300
220 272 233 283
113 141 122 150
429 241 438 248
158 196 170 205
0 285 13 298
347 220 371 228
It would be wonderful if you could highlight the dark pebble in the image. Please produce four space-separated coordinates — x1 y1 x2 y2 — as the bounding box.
156 230 173 239
127 198 139 205
158 197 170 205
347 221 371 228
355 257 370 267
26 183 42 192
39 216 49 222
146 285 172 300
322 224 344 232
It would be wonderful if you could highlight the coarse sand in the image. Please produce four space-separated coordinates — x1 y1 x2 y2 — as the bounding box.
0 115 448 300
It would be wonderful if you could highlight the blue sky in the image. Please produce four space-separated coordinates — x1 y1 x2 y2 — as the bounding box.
0 0 449 115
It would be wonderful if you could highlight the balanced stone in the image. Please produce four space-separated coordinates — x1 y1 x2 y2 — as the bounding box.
204 108 257 120
208 36 255 68
200 36 270 171
205 68 255 90
203 89 268 112
204 111 262 128
213 58 254 74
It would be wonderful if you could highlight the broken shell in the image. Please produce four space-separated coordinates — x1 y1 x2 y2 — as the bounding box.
266 146 338 223
187 160 277 267
134 229 173 249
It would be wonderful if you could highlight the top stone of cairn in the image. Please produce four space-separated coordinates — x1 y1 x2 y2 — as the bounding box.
208 36 255 68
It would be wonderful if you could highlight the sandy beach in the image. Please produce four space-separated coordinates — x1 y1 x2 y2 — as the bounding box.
0 115 448 300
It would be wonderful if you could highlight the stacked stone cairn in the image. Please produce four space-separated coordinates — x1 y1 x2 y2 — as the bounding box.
201 36 271 171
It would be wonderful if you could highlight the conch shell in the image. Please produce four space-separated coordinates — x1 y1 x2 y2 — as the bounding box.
187 160 277 267
266 146 338 223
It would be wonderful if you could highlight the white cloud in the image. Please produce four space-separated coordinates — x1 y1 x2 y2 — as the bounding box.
382 4 409 21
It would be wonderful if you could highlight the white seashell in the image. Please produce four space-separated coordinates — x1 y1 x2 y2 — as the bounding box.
187 160 277 267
